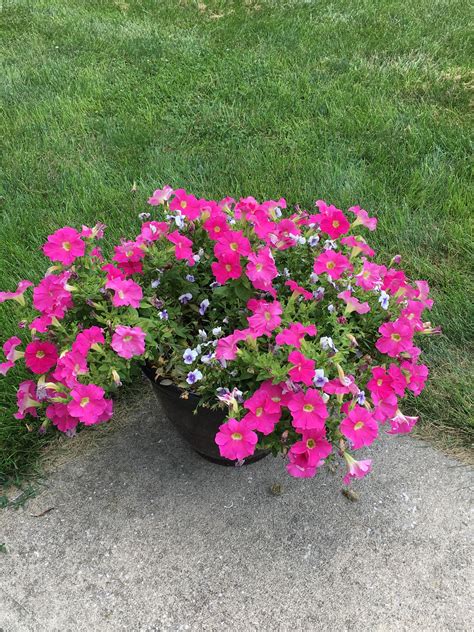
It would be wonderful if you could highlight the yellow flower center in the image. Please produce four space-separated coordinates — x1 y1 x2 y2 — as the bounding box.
214 226 221 233
332 220 340 228
306 438 316 449
326 261 335 270
230 242 238 251
264 311 271 321
62 241 71 251
125 250 133 258
303 404 314 412
231 432 243 441
225 264 232 272
80 397 90 408
180 200 187 209
354 421 364 431
377 379 383 386
123 335 132 342
391 333 401 341
256 264 263 272
255 407 263 417
118 290 124 299
36 350 45 359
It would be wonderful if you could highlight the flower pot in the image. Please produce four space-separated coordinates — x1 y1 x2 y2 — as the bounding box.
143 365 269 466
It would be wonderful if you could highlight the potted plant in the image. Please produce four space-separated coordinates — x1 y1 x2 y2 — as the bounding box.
0 187 439 482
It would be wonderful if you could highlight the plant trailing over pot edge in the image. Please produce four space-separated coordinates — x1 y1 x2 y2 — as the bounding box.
0 187 440 483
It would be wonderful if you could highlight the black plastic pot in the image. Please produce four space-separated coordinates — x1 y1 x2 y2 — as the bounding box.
143 364 268 466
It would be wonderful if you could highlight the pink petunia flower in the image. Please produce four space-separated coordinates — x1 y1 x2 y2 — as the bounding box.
355 259 387 291
288 388 328 430
0 336 24 375
242 390 281 434
372 392 399 423
14 380 40 419
215 417 258 460
211 253 242 285
375 318 414 357
387 409 418 434
255 381 291 412
46 402 79 433
387 363 408 396
286 450 324 478
33 274 73 317
288 429 332 466
111 325 146 359
169 188 201 220
340 236 376 257
343 453 372 485
67 383 110 425
105 277 143 308
24 340 58 374
42 227 85 266
52 350 88 387
401 361 429 396
102 263 126 282
214 230 251 258
138 221 169 243
113 241 146 275
0 280 33 306
288 351 316 386
215 329 249 361
367 366 394 400
319 206 351 239
246 247 278 294
285 279 313 300
72 326 105 355
313 250 352 280
275 323 317 348
348 206 377 231
323 375 358 396
400 300 425 332
247 299 282 335
337 290 370 315
29 314 54 334
147 185 174 206
340 406 378 449
203 212 229 240
166 230 195 266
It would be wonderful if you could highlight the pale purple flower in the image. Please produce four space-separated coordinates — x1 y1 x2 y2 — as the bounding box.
199 299 210 316
179 293 192 304
313 286 325 301
186 369 203 385
323 239 337 250
357 390 366 405
186 274 195 283
328 304 335 313
313 369 328 388
212 327 223 337
158 309 168 320
138 212 151 221
308 235 320 247
320 336 337 352
183 348 198 364
378 290 389 310
151 279 160 288
201 351 215 364
198 329 207 341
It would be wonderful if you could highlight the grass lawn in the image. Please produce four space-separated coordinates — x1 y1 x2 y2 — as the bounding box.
1 0 472 483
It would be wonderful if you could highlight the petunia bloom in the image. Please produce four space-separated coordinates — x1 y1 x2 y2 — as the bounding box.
111 325 146 359
375 318 413 357
288 388 328 430
343 453 373 485
288 429 332 467
215 417 258 461
319 206 351 239
14 380 40 419
337 290 370 315
275 323 317 349
0 280 33 306
67 383 111 425
340 406 378 449
288 351 316 386
313 250 352 280
42 227 85 266
105 277 143 308
0 336 24 376
24 340 58 374
247 299 282 335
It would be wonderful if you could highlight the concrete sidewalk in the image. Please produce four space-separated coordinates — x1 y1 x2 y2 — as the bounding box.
0 381 472 631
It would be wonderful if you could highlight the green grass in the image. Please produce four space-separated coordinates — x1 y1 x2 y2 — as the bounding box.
1 0 472 482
